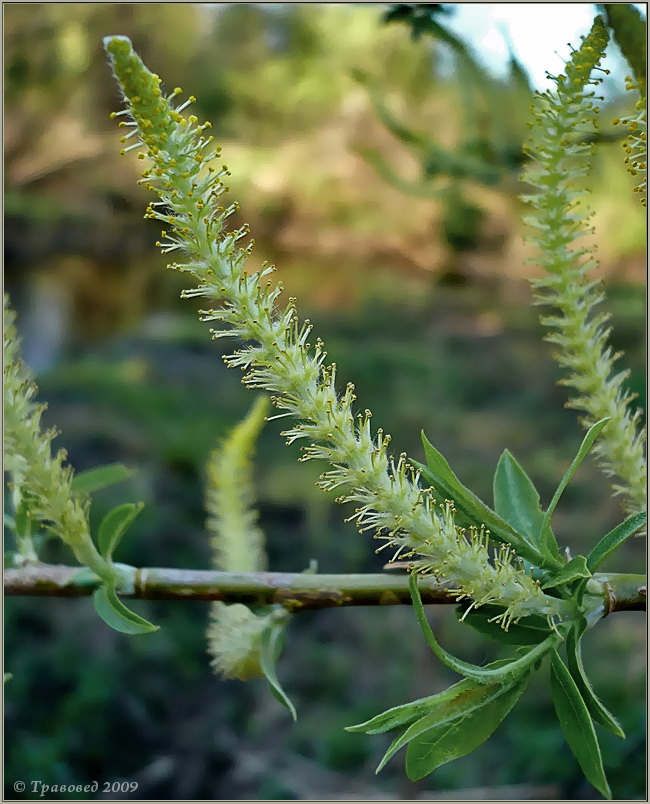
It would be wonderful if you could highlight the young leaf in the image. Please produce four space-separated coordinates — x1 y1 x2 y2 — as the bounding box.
376 677 517 773
347 691 462 736
12 503 33 539
493 449 544 545
542 555 591 590
457 605 551 646
347 663 513 735
71 463 136 496
540 419 610 556
404 674 529 781
565 624 625 739
421 431 460 488
550 649 612 799
260 622 297 721
92 584 158 635
586 511 647 572
410 574 557 684
97 502 144 563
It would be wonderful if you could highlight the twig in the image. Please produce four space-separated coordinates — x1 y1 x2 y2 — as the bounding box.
3 566 646 612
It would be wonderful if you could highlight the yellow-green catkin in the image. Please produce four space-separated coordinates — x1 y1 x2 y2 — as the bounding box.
205 396 271 680
603 5 646 206
521 17 646 518
206 395 270 573
3 296 110 577
104 36 569 626
601 3 646 96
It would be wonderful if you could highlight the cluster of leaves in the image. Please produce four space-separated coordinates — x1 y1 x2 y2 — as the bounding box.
348 426 645 796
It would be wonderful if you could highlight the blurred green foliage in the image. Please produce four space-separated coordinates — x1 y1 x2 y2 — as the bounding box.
4 3 645 799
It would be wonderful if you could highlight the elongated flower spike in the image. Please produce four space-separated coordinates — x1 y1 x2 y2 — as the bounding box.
614 82 647 208
104 36 570 625
521 17 647 518
3 296 111 579
205 396 271 680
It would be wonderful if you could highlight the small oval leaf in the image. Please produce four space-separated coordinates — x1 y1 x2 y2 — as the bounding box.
542 555 591 590
93 585 158 635
71 463 135 496
493 449 544 545
97 502 143 563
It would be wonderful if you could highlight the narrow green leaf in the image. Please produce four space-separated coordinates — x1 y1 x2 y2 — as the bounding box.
347 692 457 736
540 419 610 556
410 574 557 684
550 649 612 799
457 605 551 646
347 664 512 735
565 625 625 739
260 623 297 721
12 504 33 539
542 555 591 590
586 511 647 572
421 431 459 488
97 502 143 563
493 449 544 544
71 463 135 496
376 678 516 773
92 584 158 635
404 675 529 781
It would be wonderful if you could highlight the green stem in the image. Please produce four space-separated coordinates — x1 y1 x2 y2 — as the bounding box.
3 566 645 613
